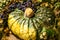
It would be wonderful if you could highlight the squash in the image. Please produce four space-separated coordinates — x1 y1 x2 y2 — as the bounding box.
8 6 55 40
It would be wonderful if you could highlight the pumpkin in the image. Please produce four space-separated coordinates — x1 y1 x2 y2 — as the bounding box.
8 6 55 40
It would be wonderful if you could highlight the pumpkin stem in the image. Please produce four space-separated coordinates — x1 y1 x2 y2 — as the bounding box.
24 8 34 18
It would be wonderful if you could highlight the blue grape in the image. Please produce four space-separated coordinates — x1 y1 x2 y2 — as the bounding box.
27 0 32 2
32 4 34 7
4 0 37 12
17 3 21 8
0 14 2 18
8 3 16 11
1 14 5 19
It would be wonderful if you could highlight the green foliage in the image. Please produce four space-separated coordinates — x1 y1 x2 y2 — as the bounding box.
36 7 55 25
0 31 3 39
42 0 57 3
46 29 56 37
54 2 60 9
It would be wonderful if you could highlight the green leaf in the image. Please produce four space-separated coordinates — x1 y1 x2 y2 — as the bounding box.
41 27 46 32
46 29 55 37
37 0 42 2
54 2 60 9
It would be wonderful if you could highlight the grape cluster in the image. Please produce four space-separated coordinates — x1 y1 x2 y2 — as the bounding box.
17 0 37 12
0 13 4 19
4 0 37 13
1 0 39 21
